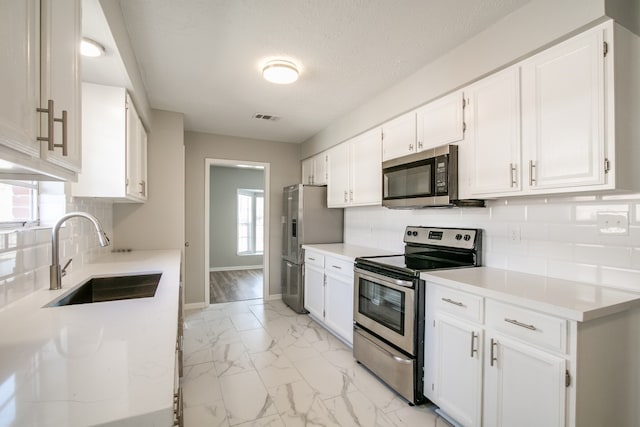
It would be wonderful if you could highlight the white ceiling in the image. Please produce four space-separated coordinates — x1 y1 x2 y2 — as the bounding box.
106 0 530 143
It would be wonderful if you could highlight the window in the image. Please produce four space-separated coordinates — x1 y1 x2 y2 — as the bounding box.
0 181 38 228
237 189 264 255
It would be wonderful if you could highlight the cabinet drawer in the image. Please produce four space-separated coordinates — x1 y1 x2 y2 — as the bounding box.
433 285 484 323
304 251 324 268
325 256 354 278
486 299 567 354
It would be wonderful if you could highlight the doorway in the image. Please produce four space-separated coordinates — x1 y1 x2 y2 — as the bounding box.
204 159 270 305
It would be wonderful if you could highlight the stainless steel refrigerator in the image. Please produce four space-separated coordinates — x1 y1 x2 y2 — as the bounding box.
281 184 343 313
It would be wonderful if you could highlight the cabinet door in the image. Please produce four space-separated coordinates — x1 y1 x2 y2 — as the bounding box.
350 128 382 206
324 271 354 345
521 26 606 191
301 157 314 184
432 314 483 427
483 334 566 427
313 153 328 185
0 0 39 156
460 67 522 198
416 91 465 151
381 112 416 161
327 143 350 207
303 264 325 319
126 95 143 200
40 0 82 171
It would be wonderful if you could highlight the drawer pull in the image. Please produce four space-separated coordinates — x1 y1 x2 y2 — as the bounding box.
490 338 498 367
470 331 478 358
308 257 315 261
504 318 537 331
331 265 342 270
441 297 465 307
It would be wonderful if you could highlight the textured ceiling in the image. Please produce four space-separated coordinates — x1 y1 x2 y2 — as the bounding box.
117 0 530 143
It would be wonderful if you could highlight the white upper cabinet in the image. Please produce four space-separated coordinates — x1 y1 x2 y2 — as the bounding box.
381 112 416 161
301 152 328 185
0 1 39 157
327 128 381 208
39 0 82 172
459 66 522 198
416 90 465 151
0 0 81 180
521 22 609 192
72 83 148 202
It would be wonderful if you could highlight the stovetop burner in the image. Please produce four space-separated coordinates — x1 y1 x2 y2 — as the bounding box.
355 226 482 278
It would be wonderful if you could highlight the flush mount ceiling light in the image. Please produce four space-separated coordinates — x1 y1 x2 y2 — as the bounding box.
80 38 105 58
262 60 299 84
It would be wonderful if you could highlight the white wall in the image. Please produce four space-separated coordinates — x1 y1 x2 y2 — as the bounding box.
302 0 607 157
113 109 185 251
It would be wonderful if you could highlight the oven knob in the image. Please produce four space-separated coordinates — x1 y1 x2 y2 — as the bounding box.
412 231 418 236
406 230 412 236
455 233 462 240
464 234 471 241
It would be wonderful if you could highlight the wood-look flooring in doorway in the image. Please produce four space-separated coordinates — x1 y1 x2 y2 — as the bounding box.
210 269 263 304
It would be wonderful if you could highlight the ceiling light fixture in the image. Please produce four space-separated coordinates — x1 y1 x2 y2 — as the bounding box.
262 60 299 84
80 38 105 58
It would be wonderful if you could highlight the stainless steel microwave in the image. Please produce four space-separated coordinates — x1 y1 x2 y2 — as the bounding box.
381 144 484 208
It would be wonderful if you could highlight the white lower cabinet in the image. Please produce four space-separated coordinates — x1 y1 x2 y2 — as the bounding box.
432 313 483 427
303 253 325 320
303 250 355 345
426 283 569 427
483 333 565 427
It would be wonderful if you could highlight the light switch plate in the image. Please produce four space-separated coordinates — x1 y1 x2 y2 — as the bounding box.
597 211 629 235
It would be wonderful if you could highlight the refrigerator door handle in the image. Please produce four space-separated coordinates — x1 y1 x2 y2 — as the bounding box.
291 219 297 238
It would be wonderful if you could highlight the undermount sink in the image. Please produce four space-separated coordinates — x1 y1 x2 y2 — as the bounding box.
46 273 162 307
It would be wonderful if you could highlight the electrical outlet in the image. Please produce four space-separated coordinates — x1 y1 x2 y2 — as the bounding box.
597 211 629 235
508 225 522 243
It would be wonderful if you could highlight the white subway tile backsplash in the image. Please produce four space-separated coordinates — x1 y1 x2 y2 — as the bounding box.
600 267 640 292
0 198 113 309
345 195 640 293
527 204 573 223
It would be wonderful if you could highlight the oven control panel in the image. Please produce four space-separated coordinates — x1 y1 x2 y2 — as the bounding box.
403 226 478 249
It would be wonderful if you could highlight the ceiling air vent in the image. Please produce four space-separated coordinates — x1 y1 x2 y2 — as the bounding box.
252 113 280 122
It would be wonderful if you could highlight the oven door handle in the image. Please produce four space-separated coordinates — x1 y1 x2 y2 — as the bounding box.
354 268 415 289
354 325 413 365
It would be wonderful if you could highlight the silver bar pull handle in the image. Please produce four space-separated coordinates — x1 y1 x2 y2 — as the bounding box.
441 297 464 307
510 163 517 187
349 190 353 202
470 331 478 357
344 190 348 202
331 265 341 270
409 143 414 151
417 141 423 149
490 338 498 366
139 180 146 196
37 99 55 150
53 110 68 156
529 160 536 186
504 318 537 331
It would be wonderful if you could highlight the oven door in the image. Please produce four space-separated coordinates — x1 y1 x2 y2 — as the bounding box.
354 268 416 355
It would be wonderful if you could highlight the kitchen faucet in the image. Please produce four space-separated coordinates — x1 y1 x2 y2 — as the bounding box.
50 212 110 290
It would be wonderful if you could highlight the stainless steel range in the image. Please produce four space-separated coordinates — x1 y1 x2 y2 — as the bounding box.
353 226 482 405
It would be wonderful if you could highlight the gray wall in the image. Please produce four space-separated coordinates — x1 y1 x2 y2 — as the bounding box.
210 166 264 269
184 131 300 304
113 109 185 253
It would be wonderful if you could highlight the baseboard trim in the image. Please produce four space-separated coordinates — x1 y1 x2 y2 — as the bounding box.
184 302 207 310
209 265 263 272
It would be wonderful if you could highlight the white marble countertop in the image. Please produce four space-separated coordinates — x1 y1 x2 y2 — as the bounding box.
0 250 181 426
422 267 640 322
302 243 397 262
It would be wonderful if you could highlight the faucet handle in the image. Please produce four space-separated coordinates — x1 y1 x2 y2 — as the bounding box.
61 258 73 277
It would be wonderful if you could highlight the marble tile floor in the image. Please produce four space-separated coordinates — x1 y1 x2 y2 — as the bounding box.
183 299 452 427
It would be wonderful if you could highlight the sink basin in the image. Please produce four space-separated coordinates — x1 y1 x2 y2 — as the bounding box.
46 273 162 307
